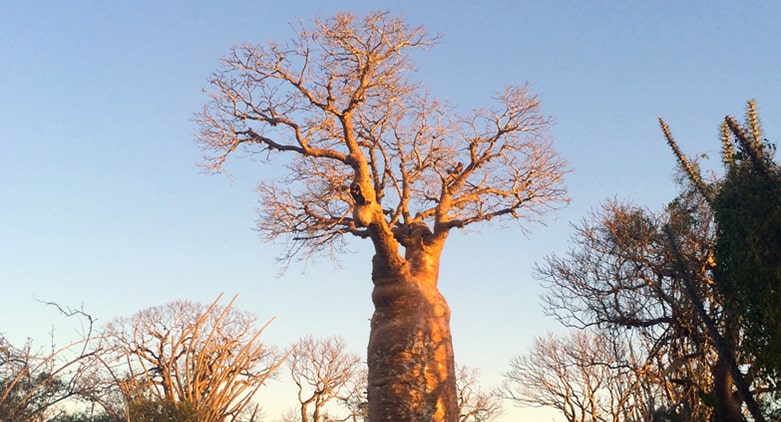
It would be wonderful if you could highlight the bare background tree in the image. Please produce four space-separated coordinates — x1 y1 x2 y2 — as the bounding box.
339 365 368 422
0 302 99 422
98 294 282 422
454 365 502 422
285 336 362 422
503 329 658 422
196 11 568 421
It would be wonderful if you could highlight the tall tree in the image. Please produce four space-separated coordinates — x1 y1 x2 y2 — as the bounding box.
195 11 568 421
714 104 780 380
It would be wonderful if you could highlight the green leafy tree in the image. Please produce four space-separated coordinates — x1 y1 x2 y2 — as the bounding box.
48 410 114 422
125 398 204 422
49 399 204 422
195 10 569 422
712 104 781 380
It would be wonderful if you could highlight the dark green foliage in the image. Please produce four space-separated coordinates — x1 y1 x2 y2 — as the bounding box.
661 100 781 420
0 370 62 422
714 132 781 379
47 399 203 422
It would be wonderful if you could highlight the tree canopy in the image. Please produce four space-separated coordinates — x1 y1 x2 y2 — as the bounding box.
662 100 781 393
195 10 569 267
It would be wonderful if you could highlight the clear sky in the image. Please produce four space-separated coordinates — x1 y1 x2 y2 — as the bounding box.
1 1 779 420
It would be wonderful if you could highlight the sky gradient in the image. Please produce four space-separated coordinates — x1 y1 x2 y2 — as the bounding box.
2 1 780 420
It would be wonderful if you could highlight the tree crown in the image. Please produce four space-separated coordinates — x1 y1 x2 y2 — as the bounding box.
196 11 569 267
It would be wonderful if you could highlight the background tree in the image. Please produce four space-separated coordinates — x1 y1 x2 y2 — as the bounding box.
195 11 568 421
48 410 113 422
98 294 282 422
339 365 368 422
454 365 502 422
286 336 362 422
123 397 203 422
502 329 656 422
0 303 99 422
712 103 779 380
537 193 762 420
660 100 780 419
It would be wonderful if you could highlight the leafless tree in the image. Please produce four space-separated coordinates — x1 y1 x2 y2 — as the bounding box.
537 194 762 420
0 302 100 422
98 294 283 422
286 336 362 422
195 11 568 421
454 365 501 422
340 364 368 422
502 329 655 422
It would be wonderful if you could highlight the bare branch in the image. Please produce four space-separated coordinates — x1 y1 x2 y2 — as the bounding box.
195 12 568 268
0 301 101 421
98 294 284 422
503 330 655 421
286 336 362 422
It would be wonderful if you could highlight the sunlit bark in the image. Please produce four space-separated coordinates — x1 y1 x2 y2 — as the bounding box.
196 11 568 421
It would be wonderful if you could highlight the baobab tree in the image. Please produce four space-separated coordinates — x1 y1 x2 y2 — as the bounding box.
196 11 568 421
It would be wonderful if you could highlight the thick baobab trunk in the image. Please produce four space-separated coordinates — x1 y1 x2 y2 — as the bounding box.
366 230 457 422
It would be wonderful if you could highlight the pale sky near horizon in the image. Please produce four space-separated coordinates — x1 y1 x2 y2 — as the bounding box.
2 1 780 420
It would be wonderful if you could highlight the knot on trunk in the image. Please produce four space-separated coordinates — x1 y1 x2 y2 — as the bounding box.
393 222 440 278
392 221 433 249
350 182 375 227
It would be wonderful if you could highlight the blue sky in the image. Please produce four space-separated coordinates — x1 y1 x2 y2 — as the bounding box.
2 1 779 420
